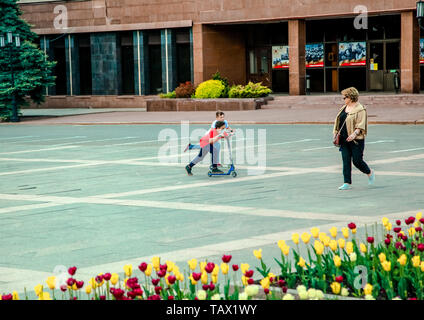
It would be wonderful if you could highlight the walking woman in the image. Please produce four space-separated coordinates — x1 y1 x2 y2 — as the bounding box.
333 87 375 190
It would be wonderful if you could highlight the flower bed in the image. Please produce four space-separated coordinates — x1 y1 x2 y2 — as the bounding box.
1 213 423 300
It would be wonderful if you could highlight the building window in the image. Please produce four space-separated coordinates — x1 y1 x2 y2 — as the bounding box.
120 31 135 95
148 30 162 94
77 34 92 95
176 28 191 85
51 36 67 95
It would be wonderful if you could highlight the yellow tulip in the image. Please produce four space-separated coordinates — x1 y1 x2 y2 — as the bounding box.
346 242 354 254
46 276 56 290
417 212 423 221
385 223 392 231
281 244 290 256
123 264 132 277
330 282 341 294
351 228 357 234
72 283 78 291
408 228 416 237
96 274 104 287
310 227 320 238
333 255 341 268
342 227 349 239
301 232 311 244
412 256 421 268
38 292 51 300
85 284 92 295
314 240 324 255
323 236 331 247
338 238 346 249
166 260 175 273
188 258 197 270
421 262 424 272
329 240 338 252
297 257 306 268
212 265 220 277
34 284 43 297
363 283 373 296
12 291 19 300
360 243 367 253
378 253 386 263
189 275 197 285
260 277 270 289
221 263 229 275
89 278 97 289
145 264 153 277
241 263 250 274
268 272 276 280
241 276 248 286
200 261 207 273
277 240 286 249
382 217 389 226
329 227 338 238
152 256 160 271
381 260 391 272
253 249 262 260
414 221 419 228
201 272 208 285
398 254 407 266
319 232 327 242
176 271 184 282
212 274 218 284
292 233 300 245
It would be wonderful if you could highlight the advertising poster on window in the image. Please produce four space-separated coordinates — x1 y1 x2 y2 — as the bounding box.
305 43 324 68
339 42 366 66
420 39 424 64
272 46 289 69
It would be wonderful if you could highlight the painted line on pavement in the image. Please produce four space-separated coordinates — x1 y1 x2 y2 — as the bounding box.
0 146 78 155
0 203 64 214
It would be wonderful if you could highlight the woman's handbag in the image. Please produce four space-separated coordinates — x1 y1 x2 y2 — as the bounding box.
333 117 347 147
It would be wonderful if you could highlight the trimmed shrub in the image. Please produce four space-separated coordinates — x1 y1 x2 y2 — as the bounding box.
159 91 176 98
194 80 226 99
228 82 272 98
175 81 196 98
211 71 229 98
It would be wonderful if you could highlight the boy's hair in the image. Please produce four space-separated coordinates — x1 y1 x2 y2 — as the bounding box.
216 110 225 117
214 120 226 129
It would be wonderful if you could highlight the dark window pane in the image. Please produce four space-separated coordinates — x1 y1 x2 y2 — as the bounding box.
120 32 134 95
339 67 366 91
386 42 400 70
78 34 92 95
51 36 67 95
384 15 401 39
177 43 191 84
306 21 324 43
368 16 385 40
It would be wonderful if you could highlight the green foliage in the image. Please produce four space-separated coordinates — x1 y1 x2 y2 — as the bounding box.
159 90 176 98
0 0 56 121
211 71 229 98
194 80 225 99
228 82 272 98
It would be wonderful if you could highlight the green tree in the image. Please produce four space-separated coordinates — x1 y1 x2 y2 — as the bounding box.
0 0 56 121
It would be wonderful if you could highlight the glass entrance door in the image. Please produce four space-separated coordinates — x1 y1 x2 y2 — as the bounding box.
247 47 271 87
368 41 400 91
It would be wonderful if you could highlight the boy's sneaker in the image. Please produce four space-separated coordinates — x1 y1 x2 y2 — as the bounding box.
338 183 352 190
184 144 191 153
368 170 375 185
185 165 193 176
212 167 224 173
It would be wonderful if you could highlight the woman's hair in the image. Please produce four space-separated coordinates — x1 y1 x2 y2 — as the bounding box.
215 120 226 129
341 87 359 102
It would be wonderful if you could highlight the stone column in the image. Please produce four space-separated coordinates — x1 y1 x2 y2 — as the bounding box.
288 19 306 95
133 30 149 95
161 29 177 93
65 34 80 95
90 32 121 95
192 23 204 87
401 11 420 94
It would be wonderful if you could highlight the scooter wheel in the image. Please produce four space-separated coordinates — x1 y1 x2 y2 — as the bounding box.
232 171 237 178
208 171 212 177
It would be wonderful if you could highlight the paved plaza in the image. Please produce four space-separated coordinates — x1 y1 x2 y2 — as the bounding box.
0 120 423 296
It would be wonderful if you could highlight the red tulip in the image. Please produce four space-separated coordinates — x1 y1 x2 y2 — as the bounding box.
264 288 270 295
396 220 401 226
416 227 423 232
282 286 288 293
232 264 239 271
367 237 374 244
278 279 286 287
60 285 67 292
68 266 77 276
67 278 76 286
384 238 391 246
405 217 415 225
159 264 167 271
99 295 105 300
209 282 215 291
222 255 232 263
402 235 408 241
138 262 148 272
205 262 215 273
247 278 254 285
417 244 424 252
168 295 174 300
394 227 402 233
157 269 166 278
154 286 162 294
420 218 424 224
76 281 84 289
132 288 143 296
335 276 343 283
244 270 254 278
348 222 356 230
167 275 176 285
95 275 103 283
395 242 403 249
151 278 160 286
110 288 125 299
1 294 12 300
202 284 209 291
192 273 202 281
103 273 111 281
147 294 161 300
